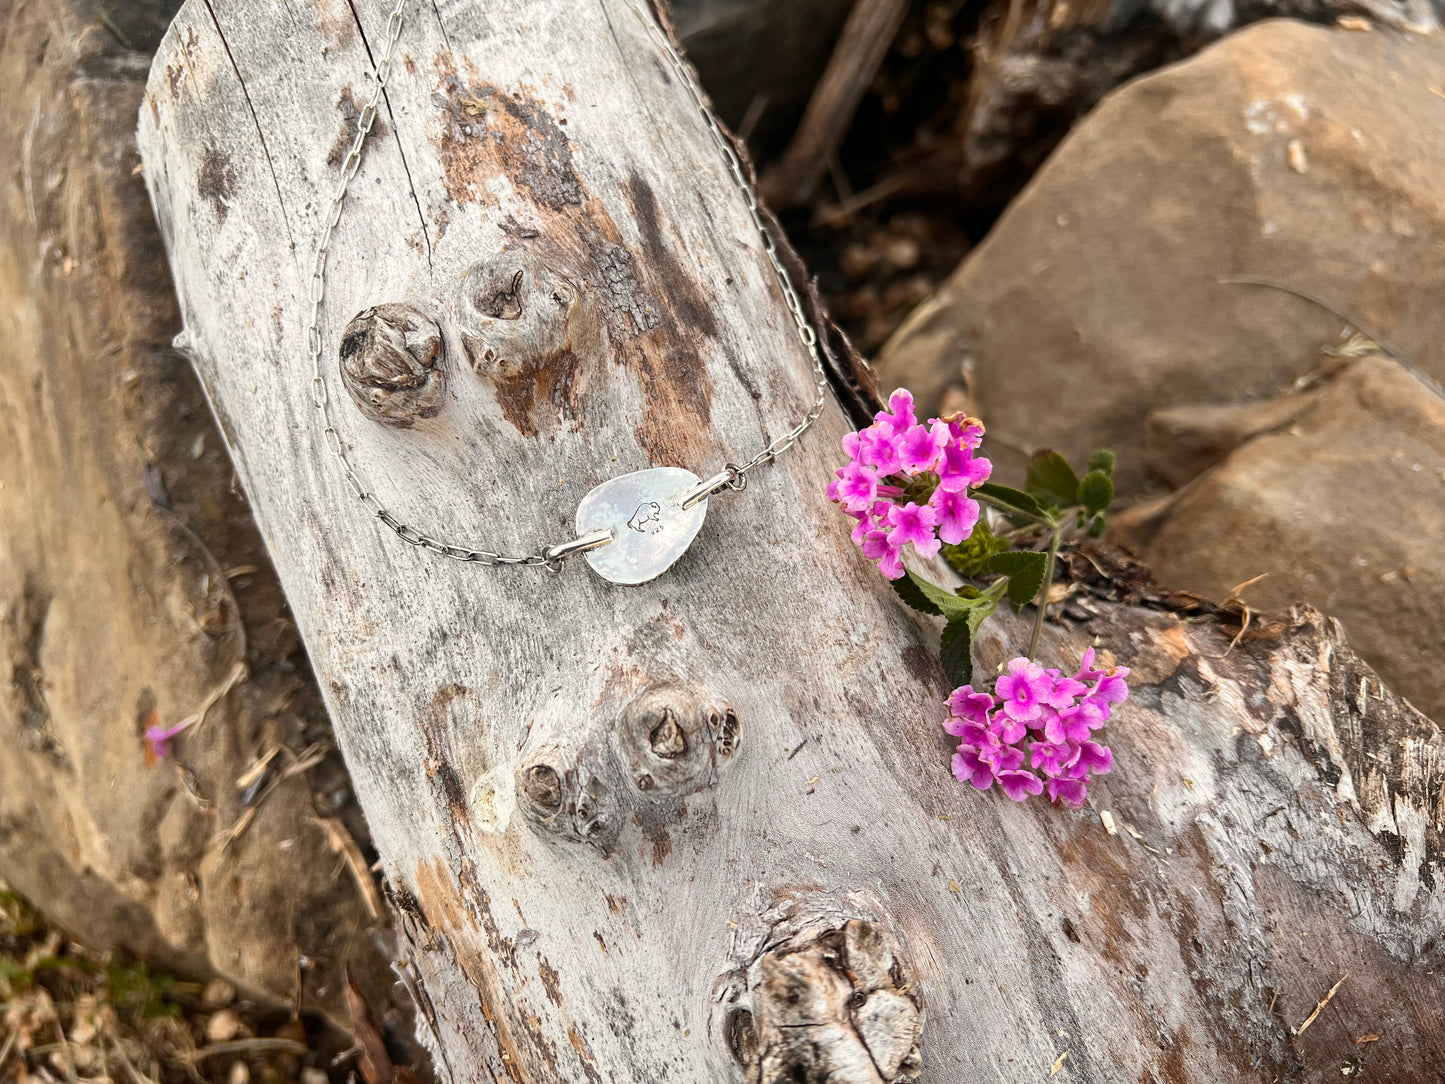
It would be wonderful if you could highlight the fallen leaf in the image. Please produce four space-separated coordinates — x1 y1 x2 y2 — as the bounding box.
1050 1049 1068 1075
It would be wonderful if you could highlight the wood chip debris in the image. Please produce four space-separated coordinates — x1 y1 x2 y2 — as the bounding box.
1050 1049 1068 1075
1355 1034 1379 1044
1121 822 1161 854
1294 972 1348 1036
1336 14 1372 29
1099 810 1117 835
1287 139 1308 174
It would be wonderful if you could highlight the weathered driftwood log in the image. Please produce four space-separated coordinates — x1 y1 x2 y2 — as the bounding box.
138 1 1444 1080
0 0 396 1026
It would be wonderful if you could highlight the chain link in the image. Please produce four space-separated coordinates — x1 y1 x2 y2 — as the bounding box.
305 0 829 567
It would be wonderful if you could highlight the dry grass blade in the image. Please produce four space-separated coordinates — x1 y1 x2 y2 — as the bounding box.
0 1029 19 1075
183 660 248 739
180 1037 308 1062
321 818 385 922
1203 573 1269 658
282 742 331 778
109 1039 159 1084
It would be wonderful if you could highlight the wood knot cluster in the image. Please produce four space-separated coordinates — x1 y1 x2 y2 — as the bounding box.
338 303 447 427
718 919 922 1084
617 685 738 798
514 684 739 847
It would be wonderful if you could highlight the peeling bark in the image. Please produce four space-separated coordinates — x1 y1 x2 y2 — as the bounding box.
137 1 1444 1080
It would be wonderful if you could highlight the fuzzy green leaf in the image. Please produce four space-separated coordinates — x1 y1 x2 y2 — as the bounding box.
907 570 980 622
987 550 1050 610
939 584 1004 687
1088 448 1117 476
890 571 944 616
1077 470 1115 516
1026 451 1081 508
976 482 1051 525
940 618 975 687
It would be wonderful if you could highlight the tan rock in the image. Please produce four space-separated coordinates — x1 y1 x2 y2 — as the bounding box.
1119 355 1445 720
877 20 1445 491
0 2 393 1027
205 1008 243 1044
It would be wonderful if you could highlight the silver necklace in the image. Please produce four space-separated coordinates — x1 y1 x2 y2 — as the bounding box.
305 0 828 585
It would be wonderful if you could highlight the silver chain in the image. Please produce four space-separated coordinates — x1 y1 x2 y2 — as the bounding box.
305 0 830 569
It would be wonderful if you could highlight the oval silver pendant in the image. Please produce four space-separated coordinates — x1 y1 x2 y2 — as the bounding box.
576 468 707 585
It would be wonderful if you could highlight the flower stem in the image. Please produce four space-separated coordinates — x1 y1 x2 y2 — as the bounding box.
1028 527 1062 662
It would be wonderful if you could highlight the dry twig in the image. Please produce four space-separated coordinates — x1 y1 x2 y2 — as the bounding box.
760 0 910 208
1294 972 1349 1036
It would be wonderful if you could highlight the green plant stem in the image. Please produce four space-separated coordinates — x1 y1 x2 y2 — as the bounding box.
1028 527 1062 662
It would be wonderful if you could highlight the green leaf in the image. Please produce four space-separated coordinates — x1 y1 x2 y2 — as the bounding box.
1088 448 1117 476
1077 470 1115 516
987 550 1049 610
1088 513 1107 538
890 571 943 616
938 584 1004 687
1025 451 1081 508
907 570 981 622
940 618 974 687
976 482 1051 525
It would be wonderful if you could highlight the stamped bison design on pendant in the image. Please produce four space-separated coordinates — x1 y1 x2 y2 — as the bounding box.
627 502 664 535
576 468 707 585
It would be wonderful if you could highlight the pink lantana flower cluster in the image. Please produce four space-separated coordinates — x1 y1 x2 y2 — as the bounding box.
945 649 1129 808
827 389 992 579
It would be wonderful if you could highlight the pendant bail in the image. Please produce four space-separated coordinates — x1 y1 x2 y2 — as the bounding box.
542 528 614 571
678 463 746 510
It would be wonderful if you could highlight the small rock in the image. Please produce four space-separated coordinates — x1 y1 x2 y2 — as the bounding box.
301 1069 329 1084
1116 355 1445 721
202 978 236 1008
227 1062 251 1084
1287 138 1308 173
206 1008 242 1044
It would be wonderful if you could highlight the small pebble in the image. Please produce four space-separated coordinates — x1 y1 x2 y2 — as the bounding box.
206 1008 242 1043
203 979 236 1007
301 1069 329 1084
228 1062 251 1084
1287 139 1308 174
